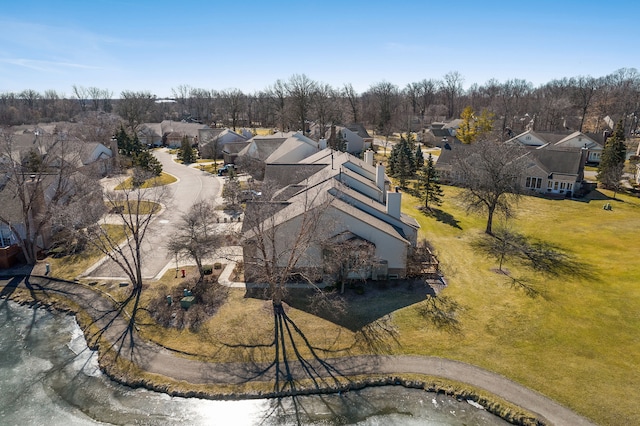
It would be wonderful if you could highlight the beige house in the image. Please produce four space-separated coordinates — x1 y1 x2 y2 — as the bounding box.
508 130 603 164
242 149 419 283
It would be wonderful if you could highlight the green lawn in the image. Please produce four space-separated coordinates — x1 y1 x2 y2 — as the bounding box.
395 186 640 425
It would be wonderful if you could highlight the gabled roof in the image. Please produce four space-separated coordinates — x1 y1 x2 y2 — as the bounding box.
265 133 318 163
238 137 287 161
528 146 584 176
345 123 372 139
159 120 208 137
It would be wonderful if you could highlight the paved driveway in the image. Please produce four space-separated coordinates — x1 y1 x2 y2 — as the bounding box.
85 150 222 280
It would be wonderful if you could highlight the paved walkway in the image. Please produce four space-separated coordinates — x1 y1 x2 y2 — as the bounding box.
0 274 596 426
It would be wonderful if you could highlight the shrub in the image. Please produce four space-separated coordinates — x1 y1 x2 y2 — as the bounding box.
214 262 222 270
202 265 213 275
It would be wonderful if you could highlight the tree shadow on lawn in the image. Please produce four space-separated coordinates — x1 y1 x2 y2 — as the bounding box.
246 279 436 332
420 207 462 229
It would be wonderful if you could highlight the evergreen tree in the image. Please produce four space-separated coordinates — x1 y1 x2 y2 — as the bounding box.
389 134 416 188
115 125 142 157
420 153 444 209
597 120 626 198
178 135 196 164
415 144 424 170
134 150 162 176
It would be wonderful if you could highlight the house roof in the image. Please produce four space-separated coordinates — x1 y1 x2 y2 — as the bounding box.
265 133 318 164
221 141 250 154
159 120 208 137
528 146 584 176
345 123 372 139
436 140 584 177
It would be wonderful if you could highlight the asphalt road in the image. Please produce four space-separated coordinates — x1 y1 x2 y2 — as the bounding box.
85 150 221 280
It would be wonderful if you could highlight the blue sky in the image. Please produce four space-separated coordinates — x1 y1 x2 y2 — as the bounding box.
1 0 639 98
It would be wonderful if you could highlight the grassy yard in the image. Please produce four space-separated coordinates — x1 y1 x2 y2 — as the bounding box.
43 181 639 425
46 224 128 280
395 186 640 425
113 172 177 189
120 186 640 425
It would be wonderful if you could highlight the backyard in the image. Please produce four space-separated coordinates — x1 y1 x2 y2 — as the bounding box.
27 181 640 426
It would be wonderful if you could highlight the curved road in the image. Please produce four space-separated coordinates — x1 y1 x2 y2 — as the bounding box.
86 150 221 280
0 276 596 426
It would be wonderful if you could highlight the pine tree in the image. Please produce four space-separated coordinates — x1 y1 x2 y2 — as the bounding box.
597 120 626 198
420 153 444 209
178 135 196 164
415 144 424 170
389 135 416 188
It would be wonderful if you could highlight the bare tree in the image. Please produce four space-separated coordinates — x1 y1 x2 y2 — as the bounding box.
219 88 246 130
118 90 156 133
312 83 339 139
167 200 222 282
84 169 166 291
570 76 598 132
367 81 399 134
241 185 349 393
442 71 464 119
0 130 101 264
342 83 360 123
267 80 288 132
286 74 317 134
453 140 527 234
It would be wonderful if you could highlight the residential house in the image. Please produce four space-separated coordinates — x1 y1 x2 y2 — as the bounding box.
198 128 248 158
243 149 420 283
137 124 163 146
310 123 372 155
236 132 320 180
507 130 603 164
159 120 209 148
436 142 587 197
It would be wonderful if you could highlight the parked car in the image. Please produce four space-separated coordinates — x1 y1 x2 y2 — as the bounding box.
217 164 237 176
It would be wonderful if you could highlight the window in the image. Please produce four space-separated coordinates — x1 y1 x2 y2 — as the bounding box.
554 181 559 191
0 229 12 248
525 177 542 189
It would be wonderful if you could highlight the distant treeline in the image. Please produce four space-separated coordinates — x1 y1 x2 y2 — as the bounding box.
2 68 639 137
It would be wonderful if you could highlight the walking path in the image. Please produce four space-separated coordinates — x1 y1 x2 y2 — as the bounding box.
0 274 596 426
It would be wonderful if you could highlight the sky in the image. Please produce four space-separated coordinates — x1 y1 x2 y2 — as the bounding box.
1 0 639 98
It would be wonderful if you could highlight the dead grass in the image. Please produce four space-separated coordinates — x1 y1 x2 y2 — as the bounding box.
113 172 176 189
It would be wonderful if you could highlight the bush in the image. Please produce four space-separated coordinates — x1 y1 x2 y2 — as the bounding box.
214 262 222 270
202 265 213 275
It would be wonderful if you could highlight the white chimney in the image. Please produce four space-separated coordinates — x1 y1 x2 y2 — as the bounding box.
386 190 401 219
364 149 374 166
319 138 327 150
376 162 385 191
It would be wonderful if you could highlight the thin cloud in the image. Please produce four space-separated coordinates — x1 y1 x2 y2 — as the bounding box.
0 58 102 73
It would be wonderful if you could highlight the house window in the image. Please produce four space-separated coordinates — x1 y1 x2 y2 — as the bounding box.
547 180 553 188
525 177 542 189
560 182 566 190
0 229 12 248
568 183 573 191
554 181 559 191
